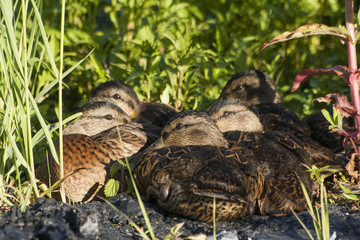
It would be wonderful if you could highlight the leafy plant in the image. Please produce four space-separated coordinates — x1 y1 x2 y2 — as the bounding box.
262 0 360 180
262 0 360 238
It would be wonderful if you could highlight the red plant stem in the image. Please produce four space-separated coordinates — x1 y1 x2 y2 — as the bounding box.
345 0 360 130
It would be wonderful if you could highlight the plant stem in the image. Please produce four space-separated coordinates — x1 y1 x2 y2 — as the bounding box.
345 0 360 130
58 0 66 203
22 0 39 199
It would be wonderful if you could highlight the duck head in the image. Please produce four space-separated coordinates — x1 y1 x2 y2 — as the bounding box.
63 101 131 136
208 99 263 133
216 70 281 105
89 80 141 118
152 110 229 149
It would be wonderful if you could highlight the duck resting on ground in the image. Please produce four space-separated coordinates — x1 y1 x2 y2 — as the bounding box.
36 102 161 203
208 99 338 215
133 110 264 222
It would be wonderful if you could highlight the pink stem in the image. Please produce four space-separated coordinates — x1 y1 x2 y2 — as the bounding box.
345 0 360 130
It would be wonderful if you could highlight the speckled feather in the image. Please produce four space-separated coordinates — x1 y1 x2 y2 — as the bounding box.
36 123 160 203
223 130 312 215
133 145 264 222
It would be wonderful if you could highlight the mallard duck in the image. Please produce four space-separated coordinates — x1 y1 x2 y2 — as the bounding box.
208 99 335 215
63 101 131 136
89 81 177 127
215 70 311 136
216 70 281 105
133 110 264 222
89 81 141 118
36 122 161 203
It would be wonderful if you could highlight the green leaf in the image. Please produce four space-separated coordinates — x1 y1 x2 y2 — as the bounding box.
104 179 120 198
340 184 359 200
170 222 184 236
321 109 335 126
137 25 155 45
110 161 124 178
160 85 171 104
162 0 173 9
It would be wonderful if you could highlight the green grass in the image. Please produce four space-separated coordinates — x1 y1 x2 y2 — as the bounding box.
0 0 90 208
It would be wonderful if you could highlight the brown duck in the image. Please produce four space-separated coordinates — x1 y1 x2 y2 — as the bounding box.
89 80 177 127
208 99 333 215
133 110 264 222
215 70 311 136
36 103 161 203
216 69 281 105
63 101 131 136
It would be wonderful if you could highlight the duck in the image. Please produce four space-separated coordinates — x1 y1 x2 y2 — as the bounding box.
208 99 336 215
215 70 311 137
132 110 264 222
63 101 131 136
216 69 282 105
89 81 142 118
89 80 177 127
36 102 161 203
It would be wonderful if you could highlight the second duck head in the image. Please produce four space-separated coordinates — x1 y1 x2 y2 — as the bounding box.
208 99 263 133
152 110 229 149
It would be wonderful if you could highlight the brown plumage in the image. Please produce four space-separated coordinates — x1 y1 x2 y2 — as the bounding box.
63 101 131 136
215 70 311 136
208 99 335 168
137 101 177 127
36 123 161 203
133 110 264 222
89 81 141 118
216 70 281 105
89 80 177 127
208 99 334 215
252 102 311 137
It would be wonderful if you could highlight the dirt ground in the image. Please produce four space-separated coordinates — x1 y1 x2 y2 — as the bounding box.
0 192 359 240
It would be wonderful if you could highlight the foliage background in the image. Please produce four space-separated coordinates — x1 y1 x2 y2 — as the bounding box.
40 0 355 120
1 0 359 207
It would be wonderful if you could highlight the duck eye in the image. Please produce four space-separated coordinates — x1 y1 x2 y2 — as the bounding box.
113 94 121 99
224 111 230 116
235 85 244 91
104 114 113 120
176 123 184 130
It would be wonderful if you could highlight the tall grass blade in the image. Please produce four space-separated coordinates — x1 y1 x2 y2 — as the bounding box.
124 156 156 240
300 181 321 236
57 0 66 203
30 0 59 77
291 208 315 240
98 196 151 240
35 48 94 102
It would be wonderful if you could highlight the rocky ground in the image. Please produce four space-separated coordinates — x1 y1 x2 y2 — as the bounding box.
0 193 359 240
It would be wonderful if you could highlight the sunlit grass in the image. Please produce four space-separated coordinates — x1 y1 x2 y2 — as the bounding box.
0 0 90 209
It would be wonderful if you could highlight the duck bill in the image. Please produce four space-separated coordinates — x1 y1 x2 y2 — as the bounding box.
130 106 141 119
152 136 165 149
